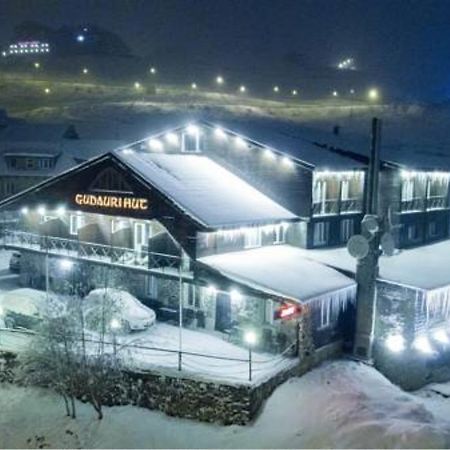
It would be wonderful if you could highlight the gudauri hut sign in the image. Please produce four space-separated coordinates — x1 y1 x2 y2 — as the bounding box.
74 193 149 211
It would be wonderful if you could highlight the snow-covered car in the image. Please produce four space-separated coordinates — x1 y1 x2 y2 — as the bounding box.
0 288 65 330
83 288 156 333
9 252 21 272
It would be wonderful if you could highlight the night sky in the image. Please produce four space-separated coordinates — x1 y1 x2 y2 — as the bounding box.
1 0 450 100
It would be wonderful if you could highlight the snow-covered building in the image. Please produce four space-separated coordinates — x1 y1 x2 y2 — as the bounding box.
0 122 124 199
292 124 450 248
0 123 358 360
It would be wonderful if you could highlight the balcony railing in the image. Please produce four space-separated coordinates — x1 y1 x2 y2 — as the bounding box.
313 198 363 216
313 199 339 216
426 195 448 210
340 198 363 214
400 196 449 213
2 230 184 276
400 198 425 213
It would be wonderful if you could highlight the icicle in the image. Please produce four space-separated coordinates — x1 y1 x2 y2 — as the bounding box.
308 284 357 321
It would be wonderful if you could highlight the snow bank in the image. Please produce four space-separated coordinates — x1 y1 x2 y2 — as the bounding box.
1 360 450 448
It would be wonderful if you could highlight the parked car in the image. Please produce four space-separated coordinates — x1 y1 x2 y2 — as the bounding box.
0 288 65 330
9 252 21 272
83 288 156 333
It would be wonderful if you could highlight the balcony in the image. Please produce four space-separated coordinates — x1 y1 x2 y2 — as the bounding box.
426 195 448 211
400 196 448 213
400 197 425 213
313 198 363 216
2 230 191 280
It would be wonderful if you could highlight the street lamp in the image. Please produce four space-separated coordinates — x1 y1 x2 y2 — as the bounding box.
273 86 279 93
149 67 157 74
216 75 224 85
82 67 88 74
244 330 257 381
368 88 379 101
239 85 246 93
134 82 141 90
191 82 197 90
34 62 40 69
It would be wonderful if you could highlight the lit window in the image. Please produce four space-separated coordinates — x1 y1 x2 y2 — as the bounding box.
273 224 286 244
265 299 274 324
401 179 415 201
341 179 349 200
181 132 201 153
70 214 84 235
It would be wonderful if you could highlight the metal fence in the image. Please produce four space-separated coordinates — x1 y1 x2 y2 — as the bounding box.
0 327 297 382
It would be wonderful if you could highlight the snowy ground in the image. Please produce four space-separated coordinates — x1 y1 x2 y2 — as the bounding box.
1 360 450 449
0 250 294 384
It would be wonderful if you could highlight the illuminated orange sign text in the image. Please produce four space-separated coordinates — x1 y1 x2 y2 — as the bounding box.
74 194 148 211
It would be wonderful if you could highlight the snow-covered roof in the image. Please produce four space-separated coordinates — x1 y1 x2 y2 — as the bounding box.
296 241 450 291
200 245 356 303
116 152 297 228
210 118 366 171
0 139 124 177
291 124 450 172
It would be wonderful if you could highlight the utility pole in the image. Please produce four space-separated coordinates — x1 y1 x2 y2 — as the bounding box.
353 118 383 361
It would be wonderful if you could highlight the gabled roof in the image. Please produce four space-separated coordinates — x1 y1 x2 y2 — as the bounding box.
114 151 297 228
0 150 297 230
202 118 366 171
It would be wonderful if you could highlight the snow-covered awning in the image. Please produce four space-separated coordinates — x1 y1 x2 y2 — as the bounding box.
199 245 356 305
297 241 450 292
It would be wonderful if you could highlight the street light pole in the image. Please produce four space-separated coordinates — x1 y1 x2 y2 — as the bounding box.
353 118 382 361
178 259 183 371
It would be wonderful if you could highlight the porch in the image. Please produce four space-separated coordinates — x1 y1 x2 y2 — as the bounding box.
1 230 190 280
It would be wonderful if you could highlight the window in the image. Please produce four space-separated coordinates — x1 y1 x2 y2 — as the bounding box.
147 275 158 299
185 284 200 308
26 159 35 169
313 180 327 208
4 180 15 196
265 299 274 324
70 214 84 235
313 222 329 246
341 179 350 201
401 179 415 201
320 301 332 328
181 132 201 153
244 227 262 248
37 158 53 169
340 218 354 242
111 219 129 234
90 168 132 193
273 224 286 244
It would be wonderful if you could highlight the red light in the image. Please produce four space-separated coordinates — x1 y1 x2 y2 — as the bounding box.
275 303 302 320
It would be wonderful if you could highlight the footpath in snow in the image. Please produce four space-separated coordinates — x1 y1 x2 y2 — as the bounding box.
1 360 450 449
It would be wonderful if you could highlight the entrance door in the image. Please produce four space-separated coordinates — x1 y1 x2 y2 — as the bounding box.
134 222 148 256
215 292 232 332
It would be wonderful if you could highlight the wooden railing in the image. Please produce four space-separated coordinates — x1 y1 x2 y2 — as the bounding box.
2 230 181 272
